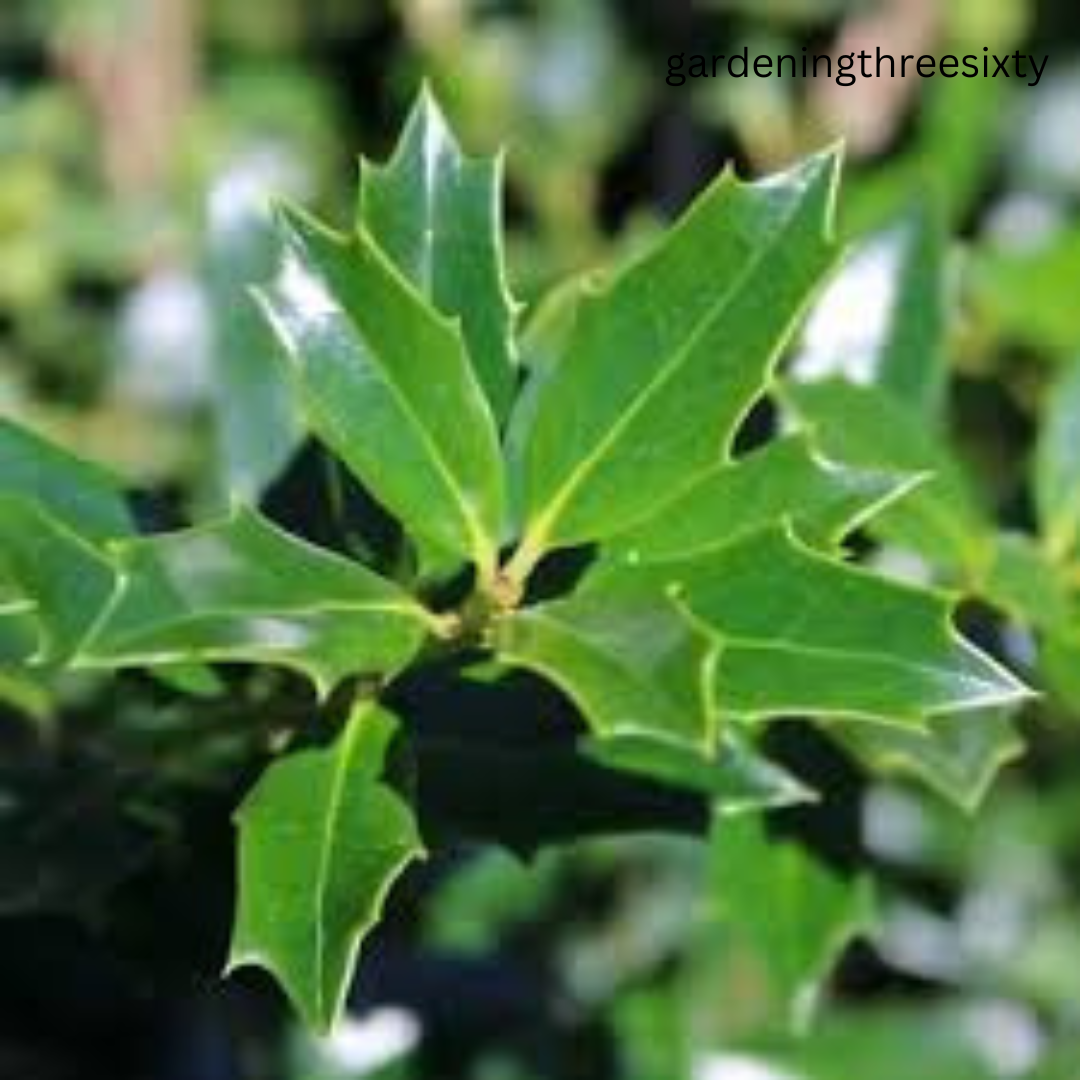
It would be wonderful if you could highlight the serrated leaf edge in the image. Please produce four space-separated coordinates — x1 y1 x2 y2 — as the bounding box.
512 147 843 571
256 205 505 577
225 703 426 1032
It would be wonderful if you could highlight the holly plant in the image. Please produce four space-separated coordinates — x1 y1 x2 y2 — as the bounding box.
0 90 1028 1033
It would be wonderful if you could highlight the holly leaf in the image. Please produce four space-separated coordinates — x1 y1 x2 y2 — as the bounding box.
0 604 49 718
495 590 716 749
590 525 1027 726
518 271 594 377
510 149 840 562
709 814 876 1032
603 433 916 564
585 731 815 811
1036 360 1080 562
830 708 1024 813
781 378 992 581
204 181 302 504
78 508 438 696
0 417 132 543
0 602 37 667
795 207 948 420
0 425 132 681
0 496 116 664
228 702 423 1033
504 272 594 515
0 417 231 698
258 207 505 574
358 87 517 420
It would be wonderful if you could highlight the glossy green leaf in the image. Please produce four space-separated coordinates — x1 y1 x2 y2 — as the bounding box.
510 149 840 562
1036 360 1080 562
591 525 1027 725
709 814 875 1031
78 508 436 695
603 433 916 565
831 709 1023 813
504 273 593 518
228 702 423 1032
0 600 36 664
258 208 505 574
585 731 815 811
518 272 595 378
204 190 301 503
495 590 716 750
796 207 948 419
0 420 219 695
781 378 992 580
0 604 49 718
872 208 948 417
149 661 229 700
0 424 131 669
0 496 116 664
0 417 131 543
0 667 48 720
358 88 517 419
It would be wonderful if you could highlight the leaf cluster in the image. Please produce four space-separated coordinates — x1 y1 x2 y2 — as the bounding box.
0 91 1030 1032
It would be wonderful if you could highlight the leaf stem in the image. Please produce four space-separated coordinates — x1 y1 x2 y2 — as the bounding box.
423 607 463 642
501 530 546 594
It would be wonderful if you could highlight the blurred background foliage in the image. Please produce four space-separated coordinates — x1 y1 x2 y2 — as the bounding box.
2 0 1080 1078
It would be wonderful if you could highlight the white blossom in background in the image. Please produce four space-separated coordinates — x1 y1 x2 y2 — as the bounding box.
957 835 1056 976
983 191 1065 254
1017 66 1080 194
694 1052 804 1080
114 267 211 410
791 230 900 386
208 143 310 241
959 880 1030 970
528 19 603 121
961 1000 1044 1077
1000 623 1038 672
317 1007 421 1075
863 785 930 865
113 143 310 413
874 900 966 981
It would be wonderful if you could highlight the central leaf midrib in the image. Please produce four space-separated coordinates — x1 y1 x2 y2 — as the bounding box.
415 112 455 300
312 715 361 1022
528 178 817 549
99 597 428 642
716 633 1000 699
316 229 496 568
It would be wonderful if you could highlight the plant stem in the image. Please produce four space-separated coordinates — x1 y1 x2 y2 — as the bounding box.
501 531 546 594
